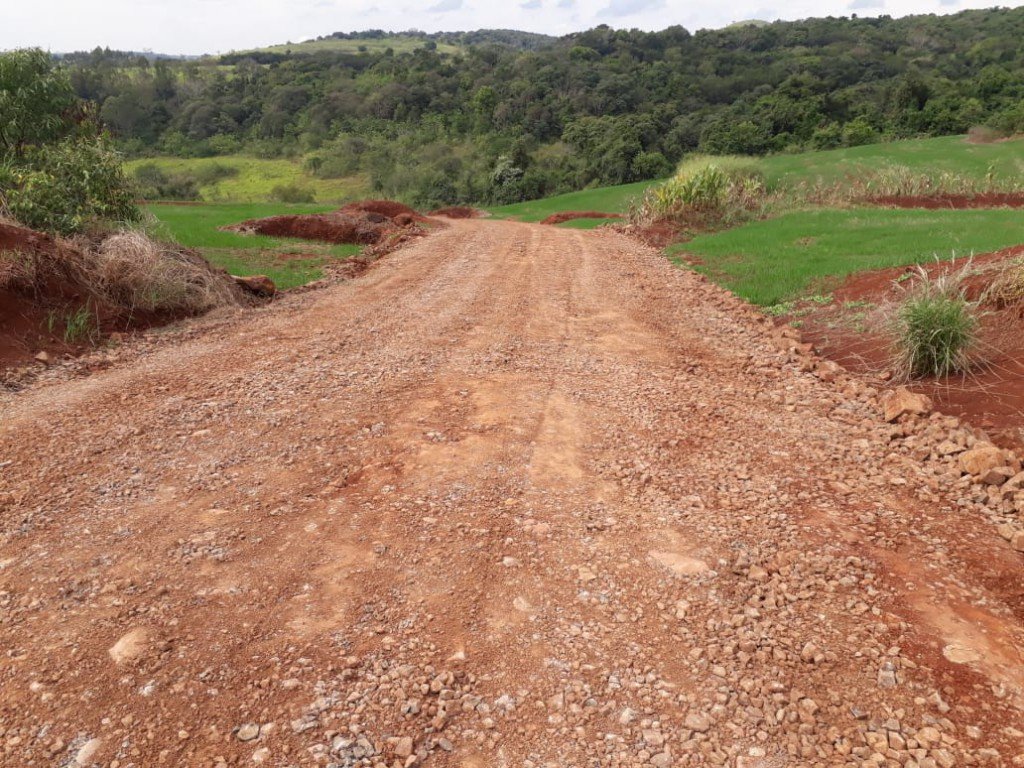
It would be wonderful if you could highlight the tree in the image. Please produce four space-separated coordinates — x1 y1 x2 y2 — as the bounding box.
0 48 76 159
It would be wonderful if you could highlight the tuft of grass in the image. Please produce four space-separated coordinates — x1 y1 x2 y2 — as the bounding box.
891 264 980 379
633 155 767 226
983 257 1024 308
62 303 100 343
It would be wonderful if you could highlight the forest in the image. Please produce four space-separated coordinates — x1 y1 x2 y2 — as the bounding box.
59 7 1024 207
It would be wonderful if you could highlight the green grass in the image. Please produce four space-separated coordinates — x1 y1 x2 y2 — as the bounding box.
760 135 1024 187
488 180 654 222
248 36 460 56
672 208 1024 306
126 156 370 204
146 203 360 290
491 135 1024 223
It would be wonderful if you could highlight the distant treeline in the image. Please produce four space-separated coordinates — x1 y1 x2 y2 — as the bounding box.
63 9 1024 207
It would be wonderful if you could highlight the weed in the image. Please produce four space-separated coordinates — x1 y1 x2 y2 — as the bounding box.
63 303 99 343
891 264 980 379
764 301 796 317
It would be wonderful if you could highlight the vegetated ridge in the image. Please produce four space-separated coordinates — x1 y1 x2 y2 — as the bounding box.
64 6 1024 208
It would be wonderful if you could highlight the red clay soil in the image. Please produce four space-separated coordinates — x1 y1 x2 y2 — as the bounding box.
0 221 240 374
231 200 426 246
868 192 1024 209
540 211 622 225
428 206 486 219
796 245 1024 452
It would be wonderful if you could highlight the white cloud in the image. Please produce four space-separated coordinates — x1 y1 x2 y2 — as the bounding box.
1 0 1021 56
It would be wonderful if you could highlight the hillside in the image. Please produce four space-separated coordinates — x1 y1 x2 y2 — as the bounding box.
65 7 1024 209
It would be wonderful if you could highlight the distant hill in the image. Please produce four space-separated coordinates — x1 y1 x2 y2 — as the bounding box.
241 28 557 57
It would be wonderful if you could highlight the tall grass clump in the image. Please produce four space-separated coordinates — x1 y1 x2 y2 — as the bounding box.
632 154 768 226
892 264 980 379
95 231 239 314
983 257 1024 308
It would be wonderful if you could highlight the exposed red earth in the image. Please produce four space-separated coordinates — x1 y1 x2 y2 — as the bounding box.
428 207 487 219
868 193 1024 209
795 245 1024 452
2 219 1023 768
540 210 623 225
230 200 429 246
0 222 246 373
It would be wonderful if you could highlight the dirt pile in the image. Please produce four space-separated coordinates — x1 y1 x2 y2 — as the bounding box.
791 244 1024 451
540 211 622 225
869 192 1024 209
231 199 428 246
0 220 244 373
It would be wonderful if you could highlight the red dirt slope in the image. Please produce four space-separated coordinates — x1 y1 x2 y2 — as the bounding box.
231 200 427 245
869 192 1024 209
540 211 622 225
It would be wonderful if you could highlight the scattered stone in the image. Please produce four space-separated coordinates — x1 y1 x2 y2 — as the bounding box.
233 274 277 297
881 387 932 422
960 444 1006 477
237 724 260 742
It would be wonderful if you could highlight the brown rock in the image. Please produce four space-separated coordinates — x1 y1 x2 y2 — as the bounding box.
233 274 277 297
959 445 1005 478
1012 531 1024 553
34 351 51 364
881 387 932 422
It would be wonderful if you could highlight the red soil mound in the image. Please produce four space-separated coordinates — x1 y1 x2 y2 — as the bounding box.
868 193 1024 209
341 199 421 219
0 221 243 375
540 211 623 225
429 206 485 219
793 245 1024 452
232 200 425 246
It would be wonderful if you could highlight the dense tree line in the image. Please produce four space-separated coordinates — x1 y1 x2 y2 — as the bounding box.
63 8 1024 207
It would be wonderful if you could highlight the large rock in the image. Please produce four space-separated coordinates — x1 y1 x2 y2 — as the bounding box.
233 274 277 297
959 444 1005 478
881 387 932 422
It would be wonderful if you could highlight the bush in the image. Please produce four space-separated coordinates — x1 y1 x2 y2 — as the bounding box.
892 265 980 378
2 138 141 234
635 154 766 224
268 183 315 203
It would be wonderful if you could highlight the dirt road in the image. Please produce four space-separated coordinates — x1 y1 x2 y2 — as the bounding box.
1 220 1022 767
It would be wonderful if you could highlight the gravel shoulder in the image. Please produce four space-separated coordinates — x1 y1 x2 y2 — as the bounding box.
1 220 1022 767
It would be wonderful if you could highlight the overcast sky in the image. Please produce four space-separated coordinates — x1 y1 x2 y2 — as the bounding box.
3 0 1019 56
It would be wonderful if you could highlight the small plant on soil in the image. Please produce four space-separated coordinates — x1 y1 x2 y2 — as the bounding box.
891 264 980 379
62 303 99 343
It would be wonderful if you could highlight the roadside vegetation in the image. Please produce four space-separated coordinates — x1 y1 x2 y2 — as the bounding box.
60 7 1024 208
890 265 981 379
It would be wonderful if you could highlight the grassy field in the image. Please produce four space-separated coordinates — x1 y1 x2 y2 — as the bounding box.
127 156 370 204
673 208 1024 306
146 203 360 290
491 135 1024 222
247 36 460 56
760 135 1024 187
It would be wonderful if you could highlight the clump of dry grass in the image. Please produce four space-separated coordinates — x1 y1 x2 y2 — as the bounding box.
95 231 238 314
982 257 1024 309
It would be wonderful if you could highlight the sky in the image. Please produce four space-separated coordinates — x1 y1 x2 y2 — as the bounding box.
2 0 1020 56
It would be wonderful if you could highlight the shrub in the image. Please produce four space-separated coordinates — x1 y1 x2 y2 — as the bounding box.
268 183 315 203
634 154 766 225
2 138 141 235
892 265 980 379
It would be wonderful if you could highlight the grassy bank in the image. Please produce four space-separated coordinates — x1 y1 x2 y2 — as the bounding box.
673 207 1024 306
